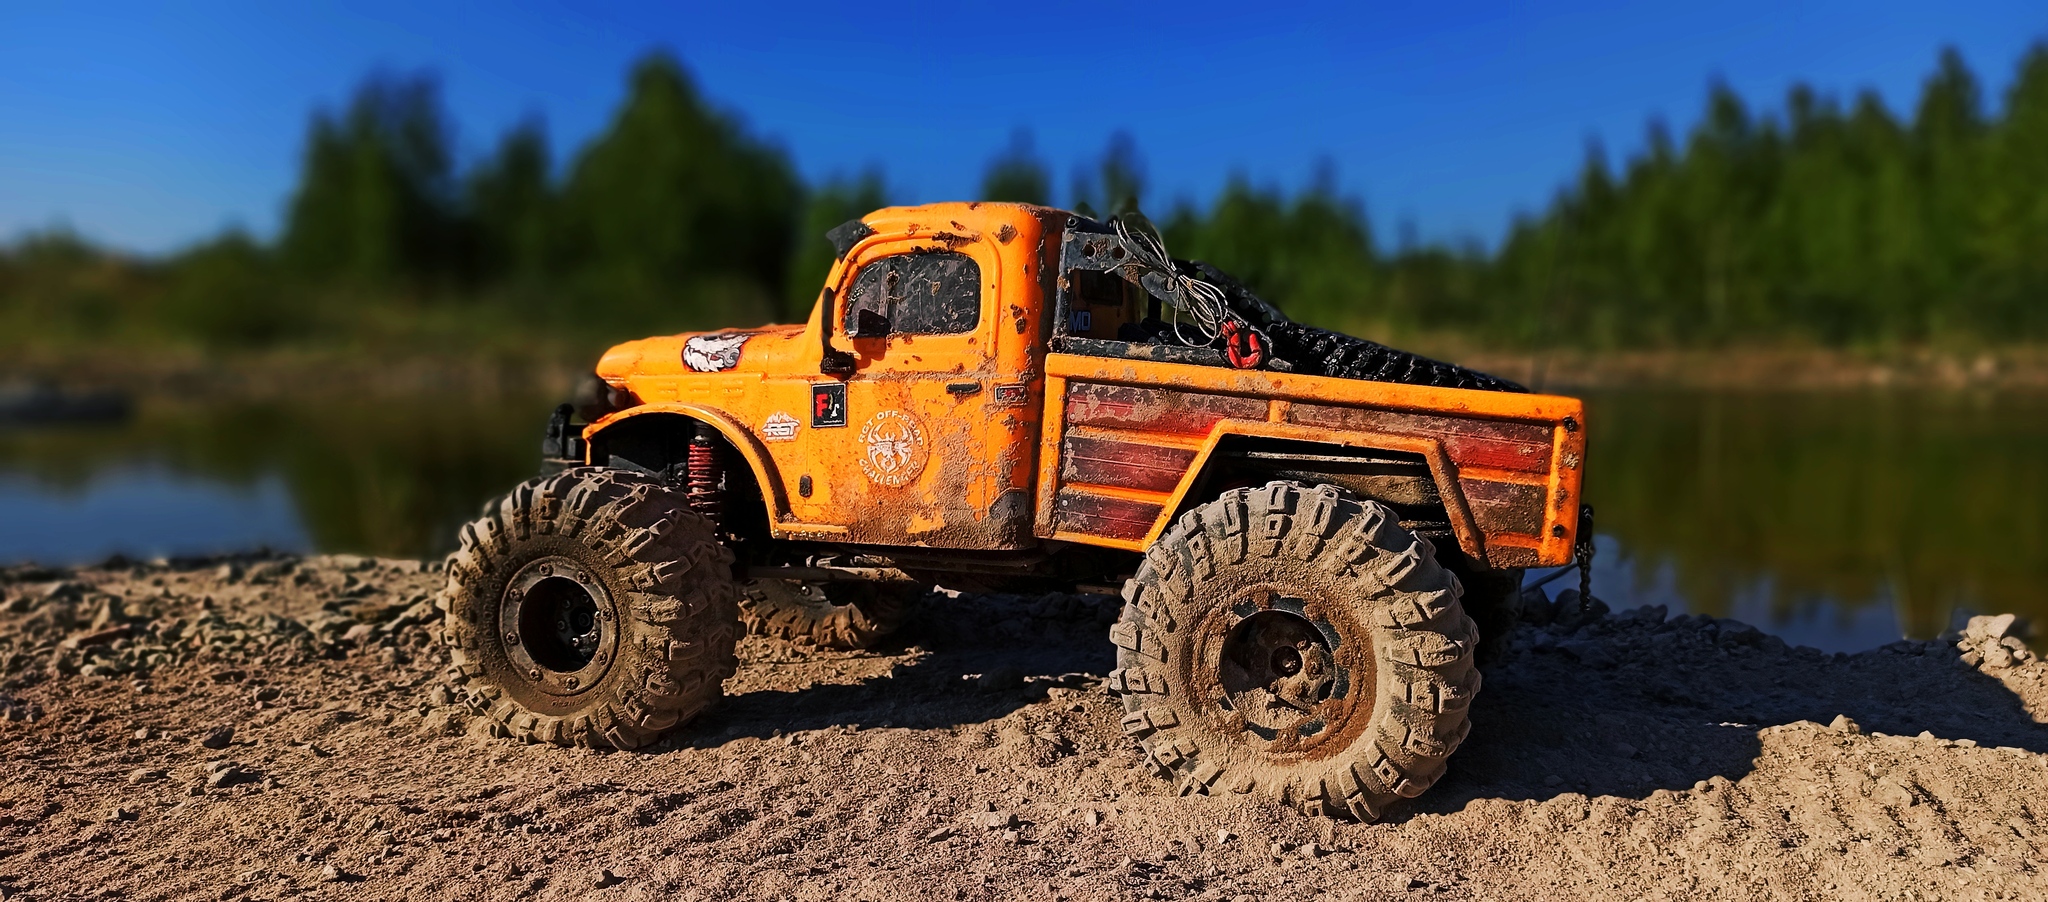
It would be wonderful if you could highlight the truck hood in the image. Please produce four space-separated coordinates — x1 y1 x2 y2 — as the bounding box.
595 323 809 382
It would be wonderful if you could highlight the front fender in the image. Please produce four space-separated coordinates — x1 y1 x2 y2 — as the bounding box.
584 403 789 524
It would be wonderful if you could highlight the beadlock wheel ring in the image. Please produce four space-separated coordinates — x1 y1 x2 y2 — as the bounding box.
1198 588 1373 761
498 555 618 698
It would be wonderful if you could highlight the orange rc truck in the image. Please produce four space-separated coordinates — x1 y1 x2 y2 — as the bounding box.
437 202 1589 821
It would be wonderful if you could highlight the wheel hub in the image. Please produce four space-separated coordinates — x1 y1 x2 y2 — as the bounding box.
499 556 617 697
1211 594 1362 754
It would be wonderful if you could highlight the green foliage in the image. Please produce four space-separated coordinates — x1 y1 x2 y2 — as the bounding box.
466 118 556 286
1069 131 1146 217
555 53 801 332
6 44 2048 357
163 231 297 347
280 71 459 286
1161 165 1379 329
1440 44 2048 348
979 129 1051 205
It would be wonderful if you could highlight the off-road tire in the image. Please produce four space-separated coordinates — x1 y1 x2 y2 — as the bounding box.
739 580 912 650
1106 481 1480 821
1442 556 1523 666
438 467 740 749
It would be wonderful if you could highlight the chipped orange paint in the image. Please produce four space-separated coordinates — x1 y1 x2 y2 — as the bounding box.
583 201 1585 566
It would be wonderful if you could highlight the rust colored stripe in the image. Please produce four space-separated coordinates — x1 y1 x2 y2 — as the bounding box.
1066 382 1267 436
1061 435 1196 493
1289 403 1553 474
1053 489 1163 542
1463 479 1547 537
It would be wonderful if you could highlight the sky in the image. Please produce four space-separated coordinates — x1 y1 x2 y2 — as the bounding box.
3 1 2044 255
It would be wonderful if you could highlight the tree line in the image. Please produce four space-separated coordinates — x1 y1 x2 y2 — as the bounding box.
2 44 2044 354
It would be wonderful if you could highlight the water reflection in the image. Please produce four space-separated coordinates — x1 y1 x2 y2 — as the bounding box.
0 388 2041 651
0 395 551 561
1577 389 2048 645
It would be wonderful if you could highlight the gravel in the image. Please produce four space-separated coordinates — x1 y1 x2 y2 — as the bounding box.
0 554 2044 900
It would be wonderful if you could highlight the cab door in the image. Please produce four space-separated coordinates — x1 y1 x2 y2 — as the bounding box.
804 236 1028 548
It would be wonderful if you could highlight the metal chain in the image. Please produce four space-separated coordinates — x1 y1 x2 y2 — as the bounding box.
1575 503 1596 605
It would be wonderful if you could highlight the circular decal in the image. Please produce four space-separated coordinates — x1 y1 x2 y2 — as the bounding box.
858 410 930 488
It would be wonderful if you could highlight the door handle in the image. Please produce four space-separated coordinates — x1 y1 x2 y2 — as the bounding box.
946 381 981 396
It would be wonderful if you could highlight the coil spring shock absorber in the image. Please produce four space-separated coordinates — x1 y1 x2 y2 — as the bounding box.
686 423 725 533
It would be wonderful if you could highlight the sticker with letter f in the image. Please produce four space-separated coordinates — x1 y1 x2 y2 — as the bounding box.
811 383 847 428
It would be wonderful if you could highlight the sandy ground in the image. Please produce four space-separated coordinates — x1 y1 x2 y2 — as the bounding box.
2 554 2046 901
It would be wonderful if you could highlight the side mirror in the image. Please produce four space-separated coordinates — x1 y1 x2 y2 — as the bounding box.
849 309 892 339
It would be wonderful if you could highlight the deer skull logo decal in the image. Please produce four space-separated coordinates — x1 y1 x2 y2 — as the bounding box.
857 410 929 488
682 333 750 372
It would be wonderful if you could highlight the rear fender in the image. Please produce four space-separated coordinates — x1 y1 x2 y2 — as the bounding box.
1153 422 1487 563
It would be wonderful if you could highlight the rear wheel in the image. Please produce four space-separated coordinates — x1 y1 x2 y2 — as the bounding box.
438 467 740 749
739 580 914 650
1107 481 1479 821
1442 554 1523 666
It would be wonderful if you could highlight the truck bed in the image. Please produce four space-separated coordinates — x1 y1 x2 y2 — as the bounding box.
1032 352 1587 569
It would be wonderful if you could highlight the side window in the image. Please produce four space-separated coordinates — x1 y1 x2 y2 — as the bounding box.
843 251 981 336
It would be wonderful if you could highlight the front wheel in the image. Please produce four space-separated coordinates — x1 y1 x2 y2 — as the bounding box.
1107 482 1480 821
438 467 740 749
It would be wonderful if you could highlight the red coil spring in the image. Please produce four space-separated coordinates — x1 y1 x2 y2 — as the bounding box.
686 429 724 532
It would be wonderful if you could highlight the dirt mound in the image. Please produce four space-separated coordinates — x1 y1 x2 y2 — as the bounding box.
2 556 2045 900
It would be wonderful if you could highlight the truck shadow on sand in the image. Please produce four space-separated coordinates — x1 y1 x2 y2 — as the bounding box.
1412 613 2048 818
679 590 1121 745
673 589 2048 821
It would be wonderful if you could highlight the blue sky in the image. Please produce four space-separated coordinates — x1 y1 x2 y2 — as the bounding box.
2 1 2043 255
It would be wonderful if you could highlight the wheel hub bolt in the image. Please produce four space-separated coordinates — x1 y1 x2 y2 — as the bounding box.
1272 645 1302 677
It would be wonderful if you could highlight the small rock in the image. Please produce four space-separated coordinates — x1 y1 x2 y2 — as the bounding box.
206 764 260 789
126 768 165 784
341 623 375 644
1214 829 1235 845
1001 828 1022 844
133 727 151 741
107 807 137 822
1083 809 1102 827
1981 644 2016 670
980 810 1018 830
1874 778 1916 808
1969 613 2019 641
1556 640 1617 670
592 868 623 888
1827 714 1862 734
976 667 1024 691
1552 589 1610 628
1715 621 1764 646
319 864 353 883
200 725 235 749
924 826 956 842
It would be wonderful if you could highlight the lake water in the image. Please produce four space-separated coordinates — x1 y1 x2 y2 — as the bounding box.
2 388 2042 652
